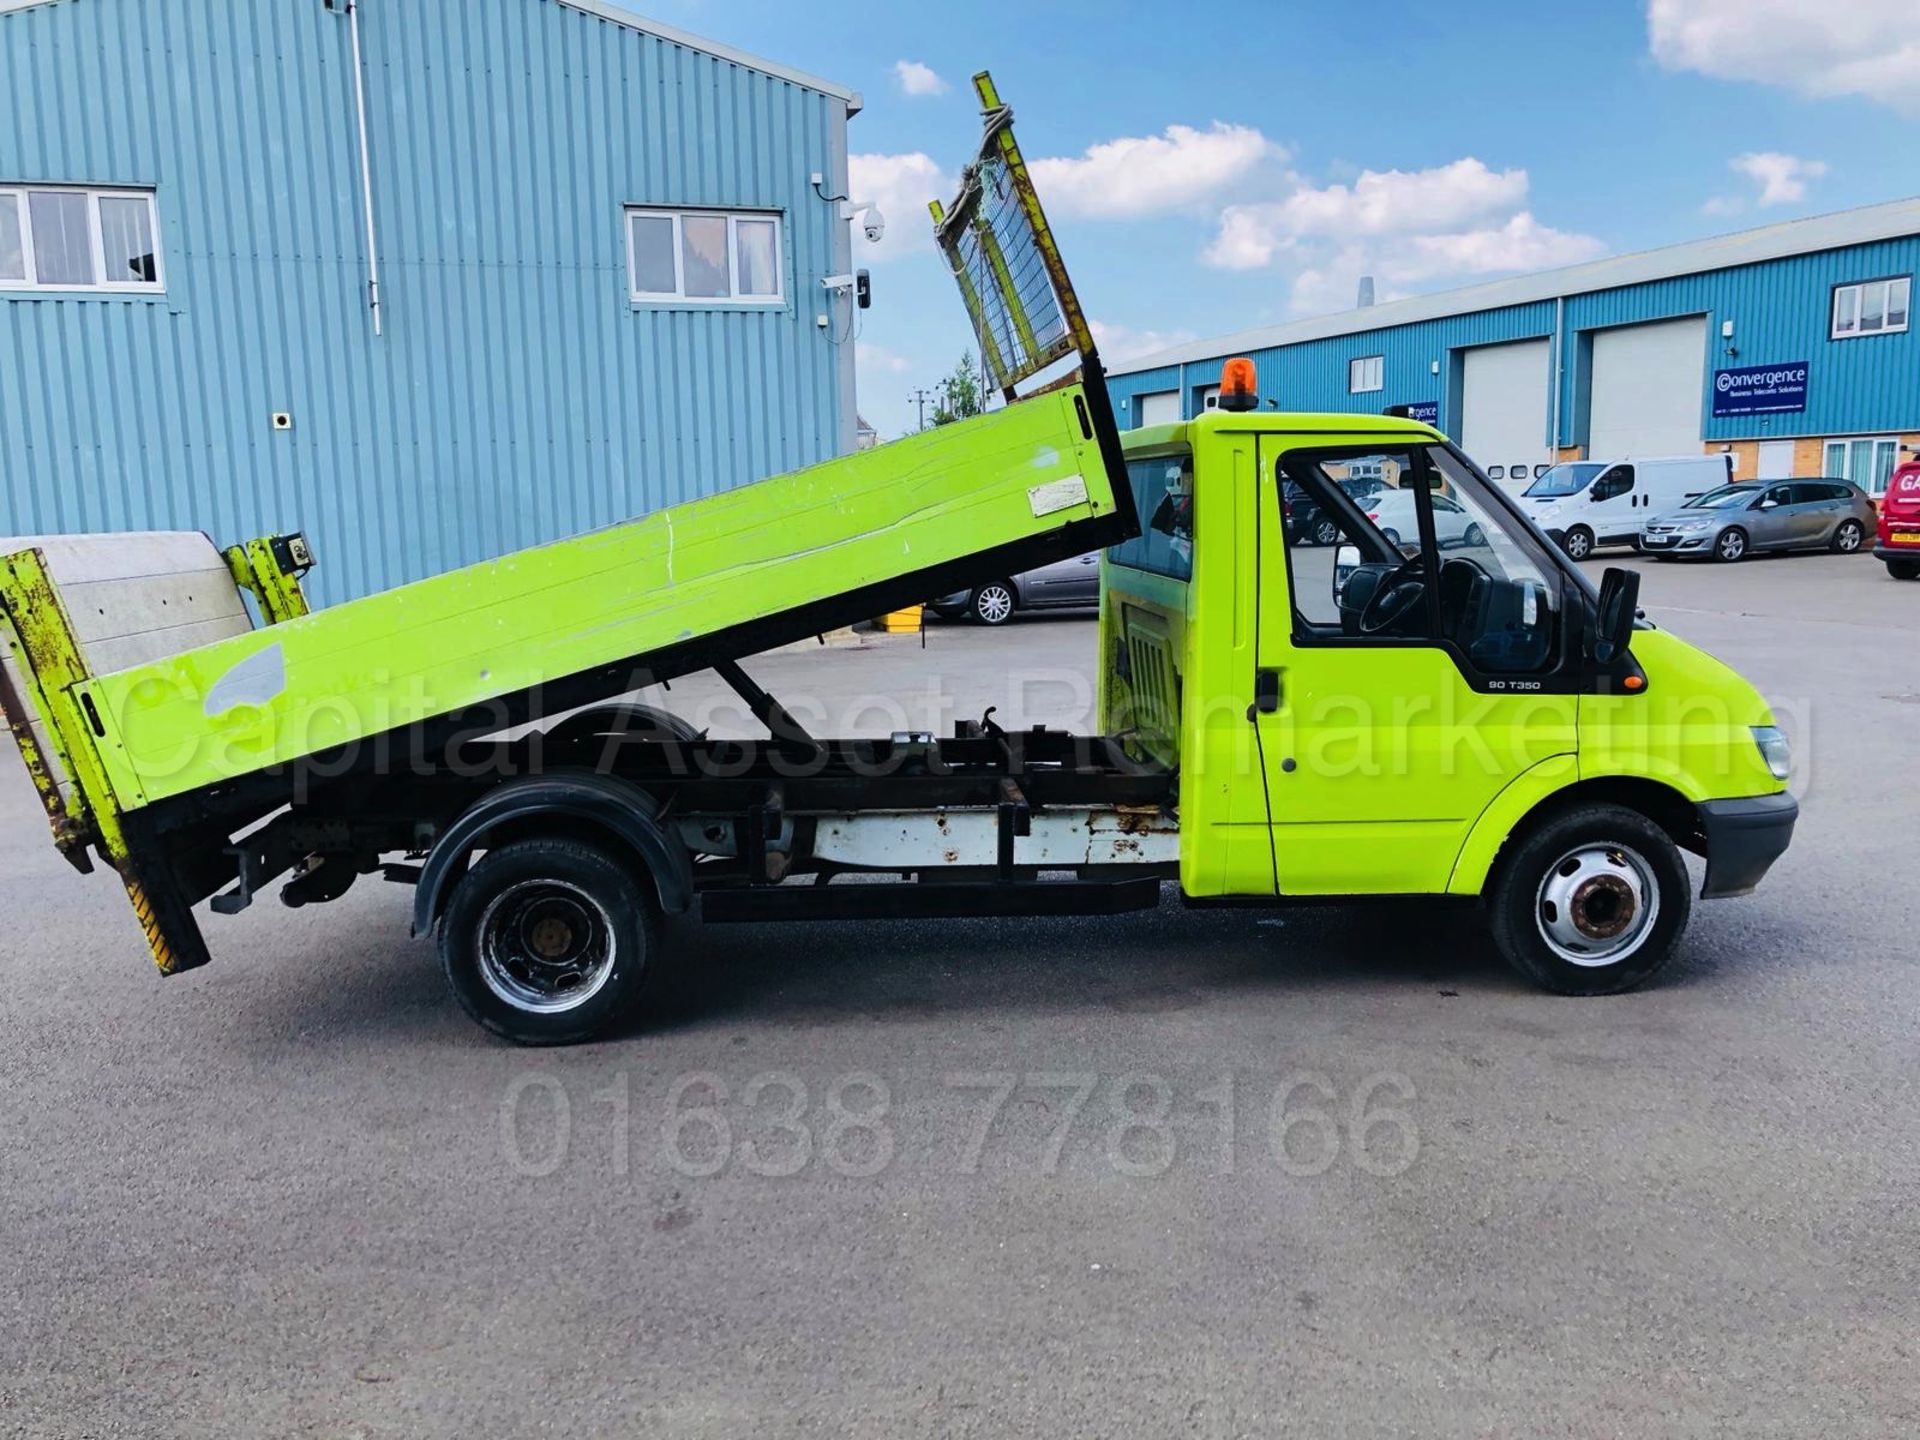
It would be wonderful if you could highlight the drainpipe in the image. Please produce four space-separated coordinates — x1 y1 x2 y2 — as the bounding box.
347 0 383 336
1548 295 1564 462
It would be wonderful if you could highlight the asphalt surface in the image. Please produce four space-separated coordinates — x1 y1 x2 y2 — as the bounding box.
2 551 1916 1437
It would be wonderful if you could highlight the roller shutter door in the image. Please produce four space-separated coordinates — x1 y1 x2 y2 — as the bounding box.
1459 340 1550 491
1587 317 1708 459
1135 390 1179 427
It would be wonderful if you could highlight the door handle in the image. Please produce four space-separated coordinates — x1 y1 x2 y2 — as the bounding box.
1249 668 1283 719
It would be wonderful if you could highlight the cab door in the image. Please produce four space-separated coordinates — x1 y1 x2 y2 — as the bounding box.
1251 440 1579 896
1587 463 1638 542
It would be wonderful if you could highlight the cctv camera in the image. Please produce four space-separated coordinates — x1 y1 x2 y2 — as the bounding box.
861 207 886 244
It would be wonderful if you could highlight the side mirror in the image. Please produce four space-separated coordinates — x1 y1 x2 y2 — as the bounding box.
1332 544 1361 604
1591 566 1641 665
1757 498 1779 510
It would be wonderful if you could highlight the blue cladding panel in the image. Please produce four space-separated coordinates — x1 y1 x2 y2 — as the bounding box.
1107 240 1920 452
0 0 852 603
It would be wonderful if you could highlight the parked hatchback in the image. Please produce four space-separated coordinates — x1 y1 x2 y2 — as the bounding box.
1876 460 1920 580
929 551 1101 624
1637 477 1875 562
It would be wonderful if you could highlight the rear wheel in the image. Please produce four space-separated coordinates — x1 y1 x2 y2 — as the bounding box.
969 581 1017 626
1888 558 1920 580
1562 525 1594 561
1830 519 1865 554
1487 803 1690 996
1714 527 1748 562
440 838 656 1045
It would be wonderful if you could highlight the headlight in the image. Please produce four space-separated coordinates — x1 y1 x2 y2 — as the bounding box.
1676 519 1711 532
1751 725 1791 781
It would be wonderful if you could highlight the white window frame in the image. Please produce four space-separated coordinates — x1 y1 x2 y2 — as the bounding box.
625 206 785 306
0 184 164 294
1349 354 1384 394
1830 276 1910 340
1822 435 1900 498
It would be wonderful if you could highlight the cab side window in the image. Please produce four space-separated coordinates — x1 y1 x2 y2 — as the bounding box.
1591 465 1635 500
1277 446 1562 675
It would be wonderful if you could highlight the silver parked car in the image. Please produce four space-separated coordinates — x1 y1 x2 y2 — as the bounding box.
929 551 1101 625
1636 478 1877 562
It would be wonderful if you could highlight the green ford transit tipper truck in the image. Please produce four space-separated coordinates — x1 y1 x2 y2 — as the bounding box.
0 76 1795 1044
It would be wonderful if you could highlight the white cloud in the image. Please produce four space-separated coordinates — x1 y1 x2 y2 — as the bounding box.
856 342 913 375
893 60 947 98
1201 159 1604 314
1089 319 1200 363
848 152 955 260
1649 0 1920 114
1730 151 1828 206
1030 123 1281 220
1395 213 1608 280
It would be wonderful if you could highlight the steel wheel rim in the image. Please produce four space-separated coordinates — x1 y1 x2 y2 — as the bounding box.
1837 522 1861 552
975 586 1013 623
1535 843 1660 967
1718 531 1744 560
478 879 618 1013
1567 531 1591 559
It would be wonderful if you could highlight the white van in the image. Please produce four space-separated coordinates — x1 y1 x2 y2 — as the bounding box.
1518 455 1732 559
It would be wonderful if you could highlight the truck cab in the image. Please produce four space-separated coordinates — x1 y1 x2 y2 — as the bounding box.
1098 367 1796 995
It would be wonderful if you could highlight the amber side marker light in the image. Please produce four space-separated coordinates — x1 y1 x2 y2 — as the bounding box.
1217 357 1259 412
1623 674 1646 692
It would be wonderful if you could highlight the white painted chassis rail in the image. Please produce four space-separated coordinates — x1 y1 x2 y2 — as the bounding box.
811 807 1178 871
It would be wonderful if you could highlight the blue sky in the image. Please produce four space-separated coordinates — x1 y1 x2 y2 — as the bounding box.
643 0 1918 438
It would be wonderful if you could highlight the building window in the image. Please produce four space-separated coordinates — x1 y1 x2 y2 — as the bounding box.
626 207 784 305
0 185 162 292
1830 276 1910 339
1348 355 1384 393
1823 436 1900 497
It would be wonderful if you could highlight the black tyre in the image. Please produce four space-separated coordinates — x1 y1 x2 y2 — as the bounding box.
440 838 657 1045
1888 558 1920 581
1462 522 1485 548
1313 517 1340 547
1830 519 1865 554
1714 527 1748 562
1562 526 1595 561
969 580 1017 626
1486 803 1691 997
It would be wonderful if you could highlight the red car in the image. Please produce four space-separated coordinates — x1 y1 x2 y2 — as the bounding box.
1878 461 1920 580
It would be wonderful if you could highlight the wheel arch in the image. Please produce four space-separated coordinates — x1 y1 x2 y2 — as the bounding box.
1450 766 1703 897
412 772 694 937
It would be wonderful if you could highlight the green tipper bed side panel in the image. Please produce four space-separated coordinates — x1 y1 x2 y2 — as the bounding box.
80 386 1124 808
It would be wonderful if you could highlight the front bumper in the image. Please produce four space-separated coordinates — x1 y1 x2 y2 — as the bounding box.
1697 792 1798 898
1638 528 1716 555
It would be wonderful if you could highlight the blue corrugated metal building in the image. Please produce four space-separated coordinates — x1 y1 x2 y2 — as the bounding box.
1110 200 1920 498
0 0 863 602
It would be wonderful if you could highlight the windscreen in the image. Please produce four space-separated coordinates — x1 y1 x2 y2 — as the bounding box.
1524 462 1604 498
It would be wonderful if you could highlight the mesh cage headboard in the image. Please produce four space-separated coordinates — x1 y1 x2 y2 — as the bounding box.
931 72 1097 400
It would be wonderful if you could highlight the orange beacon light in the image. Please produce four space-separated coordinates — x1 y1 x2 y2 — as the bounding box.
1218 357 1259 412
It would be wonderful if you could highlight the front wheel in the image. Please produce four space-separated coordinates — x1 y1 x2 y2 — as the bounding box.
1714 527 1748 562
969 581 1017 626
1313 517 1340 547
1562 526 1594 561
1487 803 1691 996
1830 519 1865 554
440 838 657 1045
